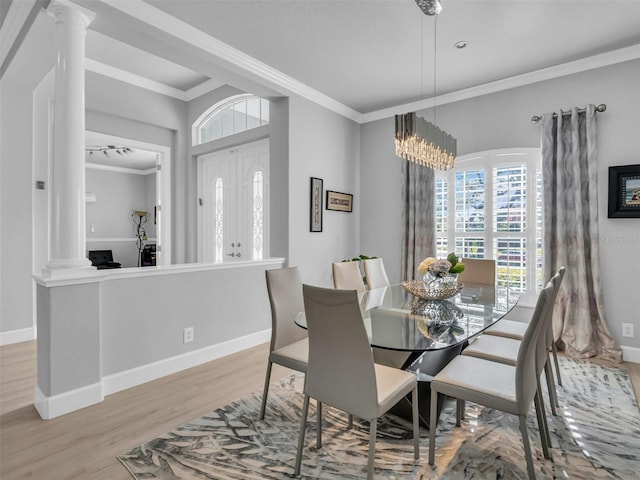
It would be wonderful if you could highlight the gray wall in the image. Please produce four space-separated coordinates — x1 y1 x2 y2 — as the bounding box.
86 168 156 268
0 18 187 336
85 72 187 263
100 263 275 376
360 59 640 352
0 73 36 333
288 95 361 287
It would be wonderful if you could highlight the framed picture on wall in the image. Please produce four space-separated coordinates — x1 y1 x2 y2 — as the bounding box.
310 177 323 232
608 164 640 218
326 190 353 212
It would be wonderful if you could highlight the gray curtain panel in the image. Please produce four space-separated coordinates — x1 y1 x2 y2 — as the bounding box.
401 160 436 281
541 104 622 362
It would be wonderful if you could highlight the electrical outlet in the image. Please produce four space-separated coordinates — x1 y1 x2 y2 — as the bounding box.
183 327 194 343
622 323 634 338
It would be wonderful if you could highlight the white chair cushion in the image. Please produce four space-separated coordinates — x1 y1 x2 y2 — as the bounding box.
270 338 308 372
463 335 521 365
503 305 535 322
374 363 416 417
484 318 529 339
432 355 519 415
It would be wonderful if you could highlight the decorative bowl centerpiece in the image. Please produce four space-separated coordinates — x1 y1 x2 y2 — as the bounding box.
401 279 463 300
402 252 465 300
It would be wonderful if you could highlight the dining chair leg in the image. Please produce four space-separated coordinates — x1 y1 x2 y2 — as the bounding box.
294 394 310 476
552 341 562 386
535 376 552 447
412 386 420 459
259 361 273 420
544 360 559 415
428 389 440 465
533 390 551 460
367 417 377 480
317 400 322 448
518 414 536 480
455 399 464 427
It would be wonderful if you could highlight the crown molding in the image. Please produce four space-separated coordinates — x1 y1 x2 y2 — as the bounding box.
85 58 188 100
184 78 226 101
0 0 46 78
0 0 36 64
86 58 227 102
93 1 639 125
99 0 363 122
86 162 155 175
361 44 640 124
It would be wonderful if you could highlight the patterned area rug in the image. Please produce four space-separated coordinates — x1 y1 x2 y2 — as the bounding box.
118 357 640 479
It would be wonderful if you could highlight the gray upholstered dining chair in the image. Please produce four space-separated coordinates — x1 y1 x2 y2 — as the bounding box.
332 261 366 292
260 267 309 420
481 267 566 411
363 257 390 290
456 258 496 285
295 285 420 480
429 281 555 480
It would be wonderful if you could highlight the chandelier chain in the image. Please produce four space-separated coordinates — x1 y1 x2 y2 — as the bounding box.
433 14 438 125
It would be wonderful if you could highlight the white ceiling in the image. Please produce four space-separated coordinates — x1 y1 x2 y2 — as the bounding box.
140 0 640 113
7 0 640 168
86 29 211 91
85 131 160 172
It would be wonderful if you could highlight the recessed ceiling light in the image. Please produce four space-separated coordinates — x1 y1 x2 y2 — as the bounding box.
454 40 468 49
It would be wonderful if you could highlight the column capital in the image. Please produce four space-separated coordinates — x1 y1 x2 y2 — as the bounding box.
47 0 95 28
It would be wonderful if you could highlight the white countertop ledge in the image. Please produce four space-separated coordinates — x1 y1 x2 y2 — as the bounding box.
34 258 286 287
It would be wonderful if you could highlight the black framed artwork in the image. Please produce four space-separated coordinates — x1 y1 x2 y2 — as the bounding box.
310 177 323 232
326 190 353 212
608 164 640 218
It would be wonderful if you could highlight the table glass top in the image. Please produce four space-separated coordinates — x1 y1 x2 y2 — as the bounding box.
296 283 521 352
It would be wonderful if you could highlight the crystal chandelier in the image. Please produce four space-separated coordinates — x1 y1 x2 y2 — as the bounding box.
395 0 456 171
395 113 456 170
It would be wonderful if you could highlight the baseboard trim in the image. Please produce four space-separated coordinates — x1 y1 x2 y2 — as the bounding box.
34 383 104 420
0 327 36 346
102 329 271 396
622 345 640 364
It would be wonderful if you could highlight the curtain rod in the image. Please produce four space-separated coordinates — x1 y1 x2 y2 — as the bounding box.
531 104 606 124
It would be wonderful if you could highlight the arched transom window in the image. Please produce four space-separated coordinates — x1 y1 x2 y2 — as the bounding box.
192 94 270 146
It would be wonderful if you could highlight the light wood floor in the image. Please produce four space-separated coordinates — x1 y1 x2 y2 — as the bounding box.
1 340 639 480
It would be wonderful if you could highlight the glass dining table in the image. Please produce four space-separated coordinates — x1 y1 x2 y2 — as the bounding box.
295 282 521 427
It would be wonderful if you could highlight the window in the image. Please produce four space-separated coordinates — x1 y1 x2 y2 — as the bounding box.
252 171 264 260
214 177 224 262
193 94 269 146
435 149 542 298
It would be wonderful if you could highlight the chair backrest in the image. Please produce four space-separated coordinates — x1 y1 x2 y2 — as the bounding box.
265 267 307 352
302 284 378 419
537 267 566 375
332 261 366 293
363 258 390 290
457 258 496 285
515 281 555 414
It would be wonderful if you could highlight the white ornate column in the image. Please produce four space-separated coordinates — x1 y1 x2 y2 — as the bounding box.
43 0 95 275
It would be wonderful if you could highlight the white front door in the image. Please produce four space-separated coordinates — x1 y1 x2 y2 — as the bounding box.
198 139 269 262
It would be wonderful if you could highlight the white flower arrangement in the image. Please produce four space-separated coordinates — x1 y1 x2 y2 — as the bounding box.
417 253 465 278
